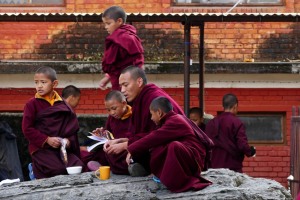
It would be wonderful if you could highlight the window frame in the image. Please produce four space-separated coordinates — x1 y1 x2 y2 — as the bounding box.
215 111 286 145
237 112 286 145
0 0 65 7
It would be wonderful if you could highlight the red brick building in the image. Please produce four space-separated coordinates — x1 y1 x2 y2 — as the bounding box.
0 0 299 188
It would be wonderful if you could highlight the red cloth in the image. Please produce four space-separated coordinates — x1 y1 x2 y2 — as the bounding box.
22 98 85 178
105 115 132 174
205 112 252 172
127 83 184 170
102 24 144 90
81 115 132 174
128 83 184 144
128 111 212 192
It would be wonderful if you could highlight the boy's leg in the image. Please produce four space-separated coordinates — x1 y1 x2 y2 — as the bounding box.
31 149 86 178
150 141 210 192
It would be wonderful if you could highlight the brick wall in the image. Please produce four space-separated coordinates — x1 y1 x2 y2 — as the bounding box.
0 87 294 187
0 1 299 62
0 21 298 62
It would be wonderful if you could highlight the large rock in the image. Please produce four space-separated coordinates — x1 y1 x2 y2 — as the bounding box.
0 168 291 200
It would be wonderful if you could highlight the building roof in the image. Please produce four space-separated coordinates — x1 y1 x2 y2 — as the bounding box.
0 12 299 23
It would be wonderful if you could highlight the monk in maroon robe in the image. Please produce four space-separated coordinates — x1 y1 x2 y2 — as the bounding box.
205 93 256 173
103 107 132 174
100 6 144 90
104 66 185 174
127 97 213 192
22 96 85 178
89 90 132 174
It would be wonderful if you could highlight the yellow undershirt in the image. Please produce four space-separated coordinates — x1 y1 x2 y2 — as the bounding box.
121 105 132 120
35 90 62 106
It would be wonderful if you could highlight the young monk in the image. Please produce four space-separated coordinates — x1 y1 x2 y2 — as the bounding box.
100 5 144 90
90 90 132 174
22 67 85 179
62 85 81 110
189 107 206 132
126 96 213 193
205 93 256 173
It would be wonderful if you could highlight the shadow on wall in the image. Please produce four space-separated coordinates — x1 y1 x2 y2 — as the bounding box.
0 113 107 181
36 22 185 62
257 23 300 61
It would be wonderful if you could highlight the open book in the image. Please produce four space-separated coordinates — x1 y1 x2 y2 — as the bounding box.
86 135 108 152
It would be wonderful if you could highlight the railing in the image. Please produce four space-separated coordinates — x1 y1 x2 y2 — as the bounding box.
290 106 300 199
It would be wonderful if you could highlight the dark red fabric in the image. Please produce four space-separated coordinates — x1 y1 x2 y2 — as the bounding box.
102 24 144 90
80 149 109 166
81 115 132 174
22 98 85 178
105 115 132 174
205 112 252 172
105 115 132 139
128 111 212 192
128 83 184 144
127 84 184 171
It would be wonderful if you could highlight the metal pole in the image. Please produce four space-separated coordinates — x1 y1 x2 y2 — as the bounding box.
184 21 191 116
199 22 205 115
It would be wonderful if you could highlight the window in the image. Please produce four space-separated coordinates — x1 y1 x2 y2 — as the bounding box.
175 0 282 6
238 112 285 144
0 0 64 6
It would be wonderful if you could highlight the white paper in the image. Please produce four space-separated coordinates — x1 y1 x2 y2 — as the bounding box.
87 135 108 142
87 141 107 152
86 134 108 152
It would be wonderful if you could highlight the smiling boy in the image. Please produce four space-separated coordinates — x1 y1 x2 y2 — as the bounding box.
100 5 144 90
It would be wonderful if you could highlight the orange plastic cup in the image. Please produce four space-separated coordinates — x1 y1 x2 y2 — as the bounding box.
95 166 110 180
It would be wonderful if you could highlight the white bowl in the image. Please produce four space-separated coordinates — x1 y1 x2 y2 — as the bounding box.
66 166 82 175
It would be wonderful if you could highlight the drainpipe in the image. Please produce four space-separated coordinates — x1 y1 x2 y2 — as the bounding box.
184 20 191 116
199 22 205 116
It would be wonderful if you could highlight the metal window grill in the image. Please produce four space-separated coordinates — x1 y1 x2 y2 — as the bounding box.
290 106 300 199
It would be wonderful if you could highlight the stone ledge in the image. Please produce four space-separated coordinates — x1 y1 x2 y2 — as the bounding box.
0 169 292 200
0 60 299 74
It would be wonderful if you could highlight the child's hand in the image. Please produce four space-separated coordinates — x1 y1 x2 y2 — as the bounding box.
99 75 110 90
46 137 61 148
92 127 106 137
126 152 132 165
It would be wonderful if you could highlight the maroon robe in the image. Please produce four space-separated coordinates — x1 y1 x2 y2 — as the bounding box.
205 112 252 172
104 115 132 174
80 114 132 173
102 24 144 90
22 97 85 179
127 83 184 170
128 111 212 192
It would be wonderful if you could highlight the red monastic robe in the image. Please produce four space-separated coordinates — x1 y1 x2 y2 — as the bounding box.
102 24 144 90
128 111 212 192
81 106 132 174
205 112 253 172
104 112 132 174
22 97 85 179
127 84 185 170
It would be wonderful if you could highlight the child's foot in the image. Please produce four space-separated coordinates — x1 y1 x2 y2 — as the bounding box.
28 163 36 180
128 163 149 177
87 161 101 171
